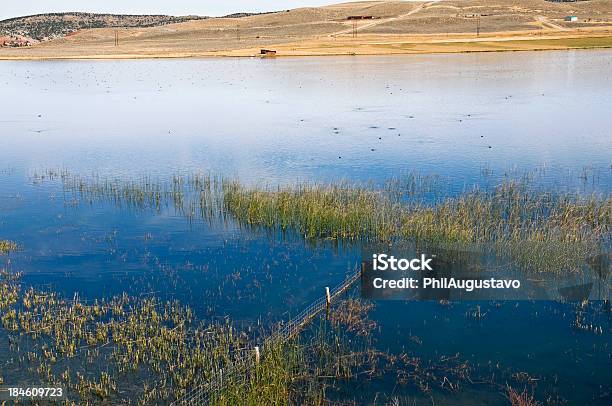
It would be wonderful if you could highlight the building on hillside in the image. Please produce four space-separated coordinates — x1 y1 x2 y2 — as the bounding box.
347 16 374 20
565 16 578 22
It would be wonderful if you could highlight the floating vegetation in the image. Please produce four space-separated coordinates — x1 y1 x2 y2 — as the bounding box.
1 268 254 403
0 240 18 254
1 266 476 405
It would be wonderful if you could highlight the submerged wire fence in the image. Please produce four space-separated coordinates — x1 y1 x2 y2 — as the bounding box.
172 266 362 405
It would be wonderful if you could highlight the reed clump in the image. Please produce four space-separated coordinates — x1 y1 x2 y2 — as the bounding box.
0 270 21 310
0 240 17 254
328 298 376 336
399 181 610 272
223 181 398 241
0 269 258 403
212 339 306 405
507 386 541 406
39 170 611 273
222 180 610 273
1 274 347 404
2 262 475 405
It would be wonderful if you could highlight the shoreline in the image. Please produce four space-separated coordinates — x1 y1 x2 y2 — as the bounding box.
1 32 611 61
1 46 611 61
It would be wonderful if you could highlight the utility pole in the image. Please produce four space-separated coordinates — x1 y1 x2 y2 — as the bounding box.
114 30 119 46
353 20 357 38
236 24 240 41
476 16 481 37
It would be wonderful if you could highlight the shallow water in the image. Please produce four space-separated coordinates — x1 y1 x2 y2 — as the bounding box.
0 51 611 404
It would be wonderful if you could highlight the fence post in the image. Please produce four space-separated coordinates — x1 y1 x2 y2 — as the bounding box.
172 268 366 406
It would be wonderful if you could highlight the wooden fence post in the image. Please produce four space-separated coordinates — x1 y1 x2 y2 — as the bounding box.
325 287 331 318
254 346 260 364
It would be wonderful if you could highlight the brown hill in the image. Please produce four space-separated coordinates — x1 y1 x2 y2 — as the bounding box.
0 12 207 42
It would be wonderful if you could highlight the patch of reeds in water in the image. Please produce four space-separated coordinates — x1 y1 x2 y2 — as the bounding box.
4 169 607 404
1 266 400 404
507 386 540 406
2 261 483 405
222 179 610 273
0 240 17 254
0 267 258 403
223 181 398 241
34 169 611 274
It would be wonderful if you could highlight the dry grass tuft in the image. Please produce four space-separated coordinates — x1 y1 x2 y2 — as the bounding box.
0 240 18 254
507 386 540 406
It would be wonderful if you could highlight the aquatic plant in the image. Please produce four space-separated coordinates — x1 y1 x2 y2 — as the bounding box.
1 169 605 404
1 260 479 405
222 179 610 273
0 270 20 310
34 169 610 274
328 298 376 336
210 339 306 405
0 240 18 254
1 264 361 404
507 386 541 406
223 181 399 241
0 277 253 403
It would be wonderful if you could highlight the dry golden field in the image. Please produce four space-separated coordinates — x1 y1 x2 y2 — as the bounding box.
1 0 611 59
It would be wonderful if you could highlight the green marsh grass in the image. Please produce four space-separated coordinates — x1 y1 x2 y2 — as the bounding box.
0 266 394 405
1 169 606 404
0 268 260 403
223 181 398 241
36 169 610 274
222 179 610 273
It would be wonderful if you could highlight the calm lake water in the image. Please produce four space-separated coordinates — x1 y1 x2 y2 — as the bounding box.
0 50 611 404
